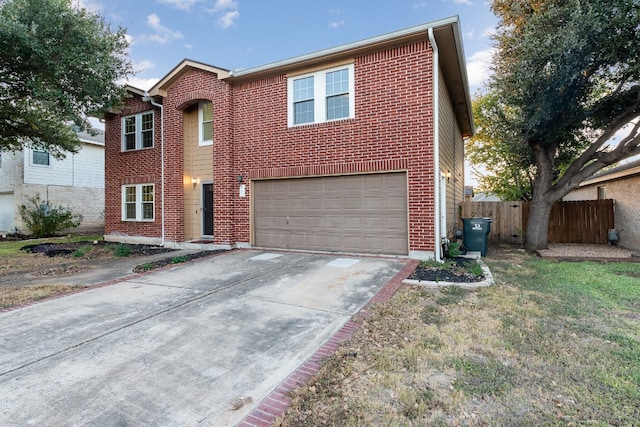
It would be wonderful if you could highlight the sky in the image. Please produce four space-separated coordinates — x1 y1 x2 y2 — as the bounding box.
78 0 498 185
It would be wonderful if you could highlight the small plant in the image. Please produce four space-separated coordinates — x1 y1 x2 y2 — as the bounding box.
468 260 484 277
141 263 154 271
72 245 93 258
113 244 132 257
171 255 187 264
447 241 462 257
17 194 82 238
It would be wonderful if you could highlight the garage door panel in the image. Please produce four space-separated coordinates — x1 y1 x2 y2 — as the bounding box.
253 173 408 255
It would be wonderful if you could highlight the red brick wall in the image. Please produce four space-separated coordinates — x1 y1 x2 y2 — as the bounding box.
104 97 162 239
105 40 437 252
233 41 435 251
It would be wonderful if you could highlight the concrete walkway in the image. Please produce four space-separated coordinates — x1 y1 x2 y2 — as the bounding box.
0 249 408 426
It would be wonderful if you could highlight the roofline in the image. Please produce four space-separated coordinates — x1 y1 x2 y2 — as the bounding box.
128 16 474 136
77 138 105 147
148 59 231 97
231 16 460 78
580 160 640 186
124 85 146 96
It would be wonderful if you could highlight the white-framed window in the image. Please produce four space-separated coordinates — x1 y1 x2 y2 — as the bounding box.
199 101 213 146
122 111 154 151
32 149 50 166
122 184 154 221
287 64 355 127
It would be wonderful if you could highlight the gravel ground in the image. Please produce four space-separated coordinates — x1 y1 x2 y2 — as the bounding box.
537 243 639 259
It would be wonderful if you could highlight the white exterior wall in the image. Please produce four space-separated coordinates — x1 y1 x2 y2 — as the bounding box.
0 142 105 234
23 144 103 188
0 152 22 232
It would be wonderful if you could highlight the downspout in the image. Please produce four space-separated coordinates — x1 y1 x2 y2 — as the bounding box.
142 92 165 246
428 27 442 261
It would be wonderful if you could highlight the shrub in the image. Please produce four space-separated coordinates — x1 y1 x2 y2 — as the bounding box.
113 244 131 257
18 194 82 238
171 255 187 264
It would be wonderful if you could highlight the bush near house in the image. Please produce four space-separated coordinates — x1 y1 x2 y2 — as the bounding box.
18 194 82 238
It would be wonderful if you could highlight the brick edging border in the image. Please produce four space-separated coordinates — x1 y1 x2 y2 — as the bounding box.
236 259 419 427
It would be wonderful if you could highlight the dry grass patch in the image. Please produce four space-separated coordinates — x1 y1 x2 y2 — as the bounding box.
1 284 85 309
275 247 640 426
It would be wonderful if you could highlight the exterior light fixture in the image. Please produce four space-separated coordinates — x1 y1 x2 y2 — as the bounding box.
192 177 198 188
238 175 243 183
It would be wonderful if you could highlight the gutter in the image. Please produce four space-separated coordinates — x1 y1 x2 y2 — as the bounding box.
142 92 166 246
429 27 442 261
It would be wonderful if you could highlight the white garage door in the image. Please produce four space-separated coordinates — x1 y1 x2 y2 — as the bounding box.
253 173 408 255
0 193 15 232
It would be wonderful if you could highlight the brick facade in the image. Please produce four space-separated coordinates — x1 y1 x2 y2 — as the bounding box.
104 19 472 258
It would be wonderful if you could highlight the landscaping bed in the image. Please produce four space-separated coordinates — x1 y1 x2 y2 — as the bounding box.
407 257 485 283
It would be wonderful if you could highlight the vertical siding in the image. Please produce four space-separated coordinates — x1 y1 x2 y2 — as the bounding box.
438 71 465 237
183 104 214 240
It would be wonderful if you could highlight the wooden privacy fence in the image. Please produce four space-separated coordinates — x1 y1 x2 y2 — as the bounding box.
459 199 615 245
459 201 525 245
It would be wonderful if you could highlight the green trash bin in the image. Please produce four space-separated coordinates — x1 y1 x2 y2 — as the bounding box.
462 217 492 256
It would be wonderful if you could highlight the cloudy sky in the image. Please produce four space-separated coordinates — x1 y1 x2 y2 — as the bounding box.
78 0 496 93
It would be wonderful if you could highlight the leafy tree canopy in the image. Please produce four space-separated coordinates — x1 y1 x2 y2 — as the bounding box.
466 91 535 201
0 0 132 158
483 0 640 251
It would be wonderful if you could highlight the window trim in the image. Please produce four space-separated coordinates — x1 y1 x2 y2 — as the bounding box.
198 101 213 146
121 111 154 151
32 149 50 166
287 63 355 127
121 183 155 222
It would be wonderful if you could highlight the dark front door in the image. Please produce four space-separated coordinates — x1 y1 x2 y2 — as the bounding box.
202 183 214 236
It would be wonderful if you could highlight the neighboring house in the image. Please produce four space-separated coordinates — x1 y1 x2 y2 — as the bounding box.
472 192 502 202
103 17 473 260
0 129 105 234
564 158 640 251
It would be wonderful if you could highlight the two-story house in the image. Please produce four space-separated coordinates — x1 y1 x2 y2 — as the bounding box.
104 16 473 260
0 129 105 234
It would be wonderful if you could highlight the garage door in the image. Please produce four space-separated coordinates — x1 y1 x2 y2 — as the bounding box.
253 173 408 255
0 193 15 232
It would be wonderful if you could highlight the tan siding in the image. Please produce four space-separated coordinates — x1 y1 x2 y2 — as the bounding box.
438 71 465 237
565 177 640 251
183 105 214 240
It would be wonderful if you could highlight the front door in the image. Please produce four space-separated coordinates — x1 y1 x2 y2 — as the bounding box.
202 183 214 236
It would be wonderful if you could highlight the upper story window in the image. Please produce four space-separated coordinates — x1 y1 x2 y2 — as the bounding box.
122 183 154 221
199 101 213 146
122 111 153 151
32 149 50 166
287 64 355 127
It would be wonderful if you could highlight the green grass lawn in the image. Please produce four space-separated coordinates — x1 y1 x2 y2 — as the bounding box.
276 248 640 426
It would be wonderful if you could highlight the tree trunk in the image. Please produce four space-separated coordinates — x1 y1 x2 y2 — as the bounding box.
525 199 553 252
524 140 557 253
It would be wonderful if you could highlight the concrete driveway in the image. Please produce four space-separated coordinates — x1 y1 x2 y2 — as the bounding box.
0 249 407 426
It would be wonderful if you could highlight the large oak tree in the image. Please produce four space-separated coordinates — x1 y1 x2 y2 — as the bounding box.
485 0 640 252
0 0 132 158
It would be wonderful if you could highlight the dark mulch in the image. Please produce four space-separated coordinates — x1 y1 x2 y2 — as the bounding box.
20 240 174 257
133 250 226 273
408 257 484 283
